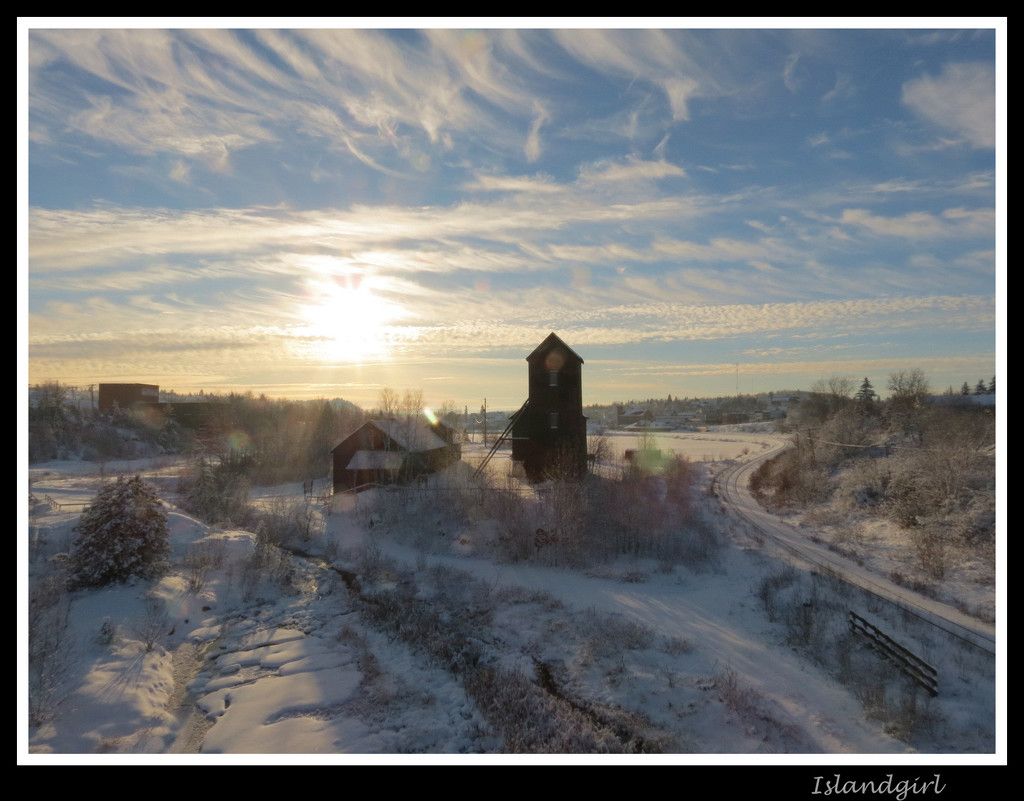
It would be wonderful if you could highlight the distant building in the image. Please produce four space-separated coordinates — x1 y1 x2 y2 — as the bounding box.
617 406 654 427
927 393 996 408
98 383 159 411
654 412 699 430
510 332 587 482
97 383 226 428
331 418 461 493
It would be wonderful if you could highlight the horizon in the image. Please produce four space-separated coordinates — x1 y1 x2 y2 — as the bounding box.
21 22 1004 410
29 375 992 414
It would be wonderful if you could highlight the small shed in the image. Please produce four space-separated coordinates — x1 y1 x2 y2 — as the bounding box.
331 418 461 493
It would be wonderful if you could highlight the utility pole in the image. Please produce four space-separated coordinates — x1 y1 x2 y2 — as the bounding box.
804 427 817 464
481 398 488 446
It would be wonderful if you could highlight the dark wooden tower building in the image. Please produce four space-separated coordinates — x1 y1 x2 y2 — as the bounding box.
511 332 587 482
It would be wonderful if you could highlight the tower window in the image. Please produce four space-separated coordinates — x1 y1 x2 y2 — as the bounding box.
549 370 559 387
549 412 558 429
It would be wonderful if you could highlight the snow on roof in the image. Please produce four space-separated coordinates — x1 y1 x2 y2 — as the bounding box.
371 419 450 452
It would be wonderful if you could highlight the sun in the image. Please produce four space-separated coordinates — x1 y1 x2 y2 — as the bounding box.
299 268 405 363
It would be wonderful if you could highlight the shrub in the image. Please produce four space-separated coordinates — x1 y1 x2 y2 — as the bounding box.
28 574 73 725
252 496 322 545
71 475 170 588
133 598 170 653
178 457 251 525
748 447 828 510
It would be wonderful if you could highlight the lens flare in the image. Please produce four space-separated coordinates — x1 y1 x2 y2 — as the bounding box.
227 430 252 451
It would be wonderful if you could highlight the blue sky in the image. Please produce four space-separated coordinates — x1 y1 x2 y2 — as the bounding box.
21 21 1003 410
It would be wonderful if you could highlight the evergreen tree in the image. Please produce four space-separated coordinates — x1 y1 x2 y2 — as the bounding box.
974 379 987 395
854 377 877 415
855 377 875 403
988 375 996 395
180 457 250 524
71 476 169 588
961 381 971 395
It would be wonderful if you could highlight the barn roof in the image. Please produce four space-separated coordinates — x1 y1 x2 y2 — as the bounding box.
370 419 451 451
332 418 452 455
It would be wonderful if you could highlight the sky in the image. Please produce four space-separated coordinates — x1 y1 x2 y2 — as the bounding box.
20 20 1004 410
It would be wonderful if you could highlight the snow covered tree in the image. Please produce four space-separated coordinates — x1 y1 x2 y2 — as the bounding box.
71 475 169 588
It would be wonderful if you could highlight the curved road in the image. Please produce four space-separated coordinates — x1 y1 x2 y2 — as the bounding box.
714 438 996 656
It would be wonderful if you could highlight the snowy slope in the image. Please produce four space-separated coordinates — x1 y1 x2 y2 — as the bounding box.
22 431 1001 763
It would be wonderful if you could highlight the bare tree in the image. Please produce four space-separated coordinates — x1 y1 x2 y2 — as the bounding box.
826 375 856 399
436 399 459 425
887 369 929 403
588 434 611 466
400 388 425 418
377 387 400 419
806 375 856 421
886 369 930 442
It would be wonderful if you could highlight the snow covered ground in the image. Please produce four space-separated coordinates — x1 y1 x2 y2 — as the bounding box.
21 429 1002 764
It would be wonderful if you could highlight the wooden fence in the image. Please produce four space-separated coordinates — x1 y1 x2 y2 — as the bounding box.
849 611 938 697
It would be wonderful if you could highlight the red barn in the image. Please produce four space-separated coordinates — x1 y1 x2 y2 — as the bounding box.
331 418 461 493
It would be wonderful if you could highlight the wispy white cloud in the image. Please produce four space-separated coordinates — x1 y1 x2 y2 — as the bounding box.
577 158 686 185
29 192 710 273
29 28 538 179
783 53 801 93
820 72 855 103
524 101 549 163
838 207 995 239
902 62 995 148
551 29 710 122
461 173 563 194
24 26 999 402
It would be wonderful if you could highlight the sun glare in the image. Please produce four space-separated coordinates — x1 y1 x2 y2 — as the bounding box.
300 268 406 363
